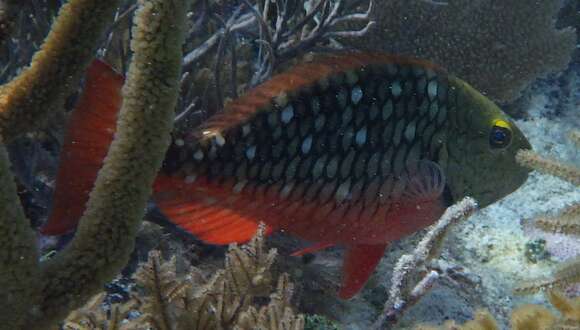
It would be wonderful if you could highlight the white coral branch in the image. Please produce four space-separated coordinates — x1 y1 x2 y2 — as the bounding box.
371 197 479 329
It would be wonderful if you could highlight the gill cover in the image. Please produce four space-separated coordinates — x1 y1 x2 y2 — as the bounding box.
444 76 531 207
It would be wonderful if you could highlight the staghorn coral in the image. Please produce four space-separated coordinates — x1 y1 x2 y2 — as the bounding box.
347 0 576 103
515 130 580 294
0 0 187 328
62 225 305 330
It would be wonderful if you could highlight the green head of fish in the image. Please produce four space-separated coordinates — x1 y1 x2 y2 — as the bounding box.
443 76 532 208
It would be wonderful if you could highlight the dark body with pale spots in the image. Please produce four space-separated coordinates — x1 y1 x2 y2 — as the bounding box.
42 53 531 299
160 53 454 244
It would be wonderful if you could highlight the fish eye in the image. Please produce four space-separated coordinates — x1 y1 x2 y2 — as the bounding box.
489 119 512 149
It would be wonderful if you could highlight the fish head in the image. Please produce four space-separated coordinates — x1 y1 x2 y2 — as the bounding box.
444 77 532 208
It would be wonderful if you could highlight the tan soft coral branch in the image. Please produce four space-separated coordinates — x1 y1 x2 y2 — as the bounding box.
515 130 580 294
0 0 120 142
0 0 188 328
27 0 188 327
0 142 39 327
516 149 580 186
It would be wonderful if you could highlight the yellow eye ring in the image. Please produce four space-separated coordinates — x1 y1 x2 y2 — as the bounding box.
490 119 512 149
493 119 511 130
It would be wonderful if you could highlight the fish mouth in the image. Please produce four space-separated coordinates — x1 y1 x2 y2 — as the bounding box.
514 126 533 152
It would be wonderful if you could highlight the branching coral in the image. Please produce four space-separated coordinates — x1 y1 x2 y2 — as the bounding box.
176 0 375 126
0 1 374 327
63 292 139 330
0 0 187 328
372 197 479 329
347 0 576 103
515 130 580 294
62 225 305 330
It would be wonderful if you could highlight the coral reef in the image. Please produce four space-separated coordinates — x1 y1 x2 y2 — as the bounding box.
304 314 340 330
1 1 577 329
0 0 121 142
0 142 39 327
62 225 305 330
347 0 576 103
372 197 479 329
514 130 580 294
0 0 187 328
176 0 375 128
0 0 16 45
0 1 377 327
417 290 580 330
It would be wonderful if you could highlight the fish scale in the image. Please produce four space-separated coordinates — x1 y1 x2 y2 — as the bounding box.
43 54 531 299
173 61 452 212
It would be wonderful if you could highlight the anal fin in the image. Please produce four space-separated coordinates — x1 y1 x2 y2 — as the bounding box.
339 243 388 299
153 175 273 244
290 242 335 257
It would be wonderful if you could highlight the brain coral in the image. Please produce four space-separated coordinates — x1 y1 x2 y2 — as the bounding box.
347 0 576 103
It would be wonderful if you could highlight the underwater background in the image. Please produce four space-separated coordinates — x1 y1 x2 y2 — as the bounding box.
0 0 578 329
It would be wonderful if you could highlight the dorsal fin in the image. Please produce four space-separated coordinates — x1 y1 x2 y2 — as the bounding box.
41 59 123 235
194 53 445 140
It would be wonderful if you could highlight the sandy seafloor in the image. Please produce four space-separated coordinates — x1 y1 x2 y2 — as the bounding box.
275 66 579 329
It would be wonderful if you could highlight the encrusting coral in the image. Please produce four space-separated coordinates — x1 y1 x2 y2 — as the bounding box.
514 130 580 294
347 0 576 103
0 0 187 328
62 225 305 330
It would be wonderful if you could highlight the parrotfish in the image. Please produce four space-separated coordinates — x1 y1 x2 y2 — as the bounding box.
41 53 531 299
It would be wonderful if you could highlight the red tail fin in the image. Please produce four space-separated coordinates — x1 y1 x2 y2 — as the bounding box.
41 60 123 235
339 244 388 299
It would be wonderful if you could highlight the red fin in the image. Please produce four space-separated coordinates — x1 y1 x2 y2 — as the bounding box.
339 244 388 299
290 242 335 257
41 60 124 235
153 175 273 244
404 161 446 202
